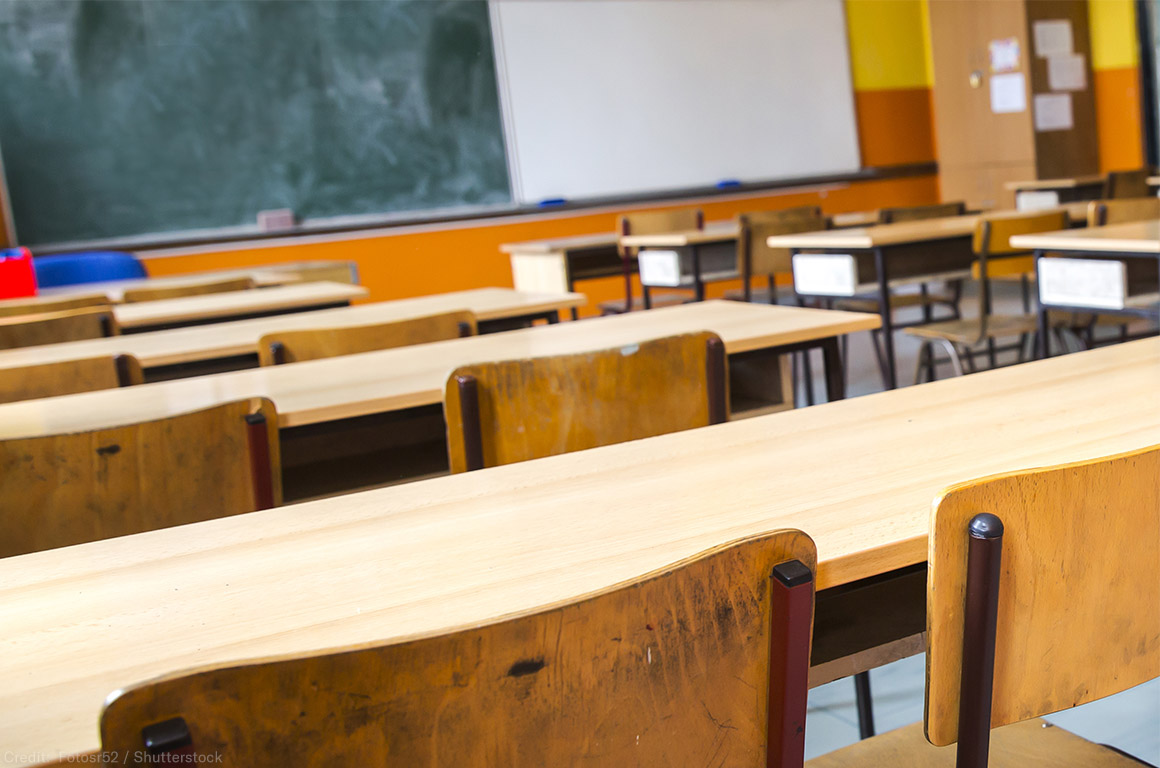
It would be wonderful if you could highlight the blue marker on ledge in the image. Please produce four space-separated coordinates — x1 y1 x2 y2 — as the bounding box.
538 198 568 207
716 179 741 189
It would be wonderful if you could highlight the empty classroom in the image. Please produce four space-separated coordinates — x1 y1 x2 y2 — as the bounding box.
0 1 1157 766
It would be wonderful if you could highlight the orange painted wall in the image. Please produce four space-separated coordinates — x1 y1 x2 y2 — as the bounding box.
1094 67 1145 172
144 174 939 316
853 88 936 167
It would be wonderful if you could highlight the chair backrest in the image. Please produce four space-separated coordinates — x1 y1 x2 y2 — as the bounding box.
925 445 1160 751
1104 168 1153 199
1087 196 1160 226
878 201 967 224
971 209 1068 281
0 397 281 557
445 332 727 473
32 251 146 288
0 354 143 405
278 261 359 285
0 294 109 319
737 207 827 278
619 208 703 241
101 528 817 767
122 277 256 303
0 306 118 350
258 311 477 366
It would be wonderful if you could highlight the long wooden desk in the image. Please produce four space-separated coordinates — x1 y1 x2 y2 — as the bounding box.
0 301 878 438
3 339 1156 763
29 260 353 304
112 281 368 332
0 288 586 377
1010 221 1160 354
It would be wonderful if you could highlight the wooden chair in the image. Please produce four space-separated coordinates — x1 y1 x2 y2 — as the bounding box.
445 332 726 473
1087 196 1160 226
904 210 1068 380
600 208 703 314
101 528 817 767
122 276 256 303
734 206 827 303
0 354 143 404
0 293 109 319
277 261 358 285
1103 168 1154 199
258 311 476 365
0 306 118 350
877 201 967 224
812 444 1159 768
0 397 280 557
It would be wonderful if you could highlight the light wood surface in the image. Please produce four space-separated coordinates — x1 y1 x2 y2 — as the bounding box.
0 288 586 371
619 219 737 247
445 332 723 473
111 282 368 329
101 529 815 767
259 310 476 366
807 718 1143 767
34 261 351 303
1088 197 1160 226
2 339 1156 762
926 445 1160 746
1003 175 1106 192
1009 220 1160 254
1148 176 1160 186
0 293 109 318
767 215 981 249
829 210 879 228
0 397 280 558
500 232 620 254
0 301 879 435
0 354 141 405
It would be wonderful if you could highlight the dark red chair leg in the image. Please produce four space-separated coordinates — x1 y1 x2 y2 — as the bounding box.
768 559 813 768
455 374 485 471
244 412 276 510
956 513 1004 768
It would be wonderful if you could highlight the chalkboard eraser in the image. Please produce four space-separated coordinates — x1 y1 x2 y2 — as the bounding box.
538 198 568 207
716 179 741 189
257 208 297 231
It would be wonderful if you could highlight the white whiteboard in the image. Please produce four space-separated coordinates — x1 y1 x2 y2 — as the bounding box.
490 0 862 204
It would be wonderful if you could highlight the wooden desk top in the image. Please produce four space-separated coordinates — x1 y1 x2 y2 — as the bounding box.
33 263 327 303
1149 176 1160 186
619 220 739 248
829 210 879 228
765 215 981 249
0 289 587 370
1009 220 1160 254
112 282 368 329
1004 175 1106 192
500 232 620 255
3 338 1156 762
0 301 879 437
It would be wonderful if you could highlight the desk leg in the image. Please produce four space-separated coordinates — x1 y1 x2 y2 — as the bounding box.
874 247 898 389
566 275 579 321
821 336 845 401
795 295 815 406
855 671 876 738
692 244 705 302
1035 250 1050 359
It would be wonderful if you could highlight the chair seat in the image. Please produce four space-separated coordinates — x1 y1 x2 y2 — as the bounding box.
903 313 1043 344
597 293 692 314
836 291 958 313
806 718 1145 768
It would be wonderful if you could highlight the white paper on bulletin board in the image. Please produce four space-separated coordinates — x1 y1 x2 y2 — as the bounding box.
991 72 1027 113
1047 53 1086 91
989 37 1020 72
1034 93 1074 131
1033 19 1073 57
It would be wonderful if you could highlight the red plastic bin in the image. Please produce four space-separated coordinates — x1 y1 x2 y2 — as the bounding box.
0 247 37 299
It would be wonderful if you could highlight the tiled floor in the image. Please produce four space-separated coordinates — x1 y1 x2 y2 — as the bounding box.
794 282 1160 761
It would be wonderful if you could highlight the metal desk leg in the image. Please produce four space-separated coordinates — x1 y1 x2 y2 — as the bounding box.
1035 250 1050 359
855 671 876 738
821 336 846 401
692 244 705 302
873 247 897 389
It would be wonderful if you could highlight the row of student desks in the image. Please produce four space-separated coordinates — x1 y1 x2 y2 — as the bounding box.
0 287 586 377
4 337 1157 763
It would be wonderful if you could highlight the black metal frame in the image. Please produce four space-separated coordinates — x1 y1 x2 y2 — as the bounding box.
1138 0 1159 168
956 512 1004 768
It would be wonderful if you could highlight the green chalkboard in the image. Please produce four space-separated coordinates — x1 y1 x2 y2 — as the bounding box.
0 0 511 245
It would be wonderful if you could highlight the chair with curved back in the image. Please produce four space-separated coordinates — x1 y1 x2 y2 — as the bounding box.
33 251 146 288
1103 168 1154 199
122 276 256 303
812 444 1158 768
0 293 110 319
599 208 703 315
0 397 281 557
904 210 1069 380
258 310 477 365
444 332 727 473
0 354 143 405
100 528 816 767
0 306 119 350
